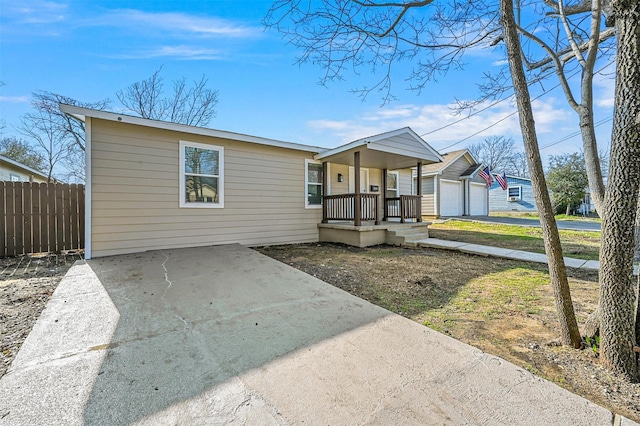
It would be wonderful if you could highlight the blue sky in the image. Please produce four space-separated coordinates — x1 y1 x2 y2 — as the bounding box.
0 0 615 160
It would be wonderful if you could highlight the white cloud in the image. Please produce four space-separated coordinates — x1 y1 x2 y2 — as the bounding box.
150 46 223 60
1 1 68 24
90 9 261 39
593 74 615 108
110 45 224 61
0 95 31 103
308 96 578 153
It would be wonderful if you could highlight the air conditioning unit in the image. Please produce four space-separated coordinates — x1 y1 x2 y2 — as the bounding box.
508 196 520 202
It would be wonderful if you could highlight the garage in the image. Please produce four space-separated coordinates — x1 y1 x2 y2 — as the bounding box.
439 180 463 216
469 182 488 215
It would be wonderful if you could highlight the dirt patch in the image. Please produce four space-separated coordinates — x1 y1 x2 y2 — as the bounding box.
257 243 640 422
0 253 82 377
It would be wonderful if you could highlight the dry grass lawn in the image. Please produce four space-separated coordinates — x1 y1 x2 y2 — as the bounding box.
429 220 601 260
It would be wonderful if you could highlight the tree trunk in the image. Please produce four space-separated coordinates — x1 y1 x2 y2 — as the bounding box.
579 106 606 215
599 0 640 381
635 194 640 262
566 202 571 216
636 195 640 346
500 0 582 348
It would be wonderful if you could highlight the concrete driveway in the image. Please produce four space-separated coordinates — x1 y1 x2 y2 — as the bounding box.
445 216 601 231
0 244 626 425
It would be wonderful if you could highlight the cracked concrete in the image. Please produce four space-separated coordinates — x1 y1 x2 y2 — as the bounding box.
160 252 173 289
0 244 636 425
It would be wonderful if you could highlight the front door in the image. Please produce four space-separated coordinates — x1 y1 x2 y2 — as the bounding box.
348 167 370 193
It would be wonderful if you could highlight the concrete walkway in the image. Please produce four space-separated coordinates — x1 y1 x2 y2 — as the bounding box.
0 244 637 425
411 238 639 275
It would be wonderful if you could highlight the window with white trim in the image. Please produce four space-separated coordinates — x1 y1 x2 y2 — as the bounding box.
305 159 323 208
386 171 399 198
179 141 224 208
507 186 522 199
9 174 20 182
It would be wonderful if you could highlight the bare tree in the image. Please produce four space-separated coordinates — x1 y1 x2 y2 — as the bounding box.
19 108 70 182
28 92 109 181
509 151 530 178
33 91 110 153
265 1 502 104
116 67 219 127
510 0 614 216
468 136 522 173
500 0 581 348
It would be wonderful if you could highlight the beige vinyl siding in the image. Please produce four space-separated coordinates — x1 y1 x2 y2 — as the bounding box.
90 119 322 257
369 168 382 192
329 163 349 195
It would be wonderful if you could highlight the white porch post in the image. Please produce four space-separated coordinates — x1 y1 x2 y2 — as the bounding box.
322 161 328 223
416 161 423 222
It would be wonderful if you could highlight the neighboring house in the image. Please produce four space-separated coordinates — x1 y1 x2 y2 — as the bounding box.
61 105 443 259
0 155 48 183
578 188 595 215
578 178 606 216
413 149 487 217
489 175 536 212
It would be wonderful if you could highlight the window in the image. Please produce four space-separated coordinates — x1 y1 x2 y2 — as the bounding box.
386 171 399 198
507 186 522 199
305 160 323 208
179 141 224 208
9 174 20 182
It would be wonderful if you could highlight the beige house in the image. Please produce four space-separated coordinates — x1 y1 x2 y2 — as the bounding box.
0 155 48 183
414 149 488 217
61 105 444 258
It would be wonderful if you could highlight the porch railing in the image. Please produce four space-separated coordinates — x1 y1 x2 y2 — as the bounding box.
323 193 380 226
385 195 422 223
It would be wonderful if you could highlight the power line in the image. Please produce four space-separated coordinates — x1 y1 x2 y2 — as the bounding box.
426 60 615 150
439 111 517 150
439 85 555 151
539 116 613 150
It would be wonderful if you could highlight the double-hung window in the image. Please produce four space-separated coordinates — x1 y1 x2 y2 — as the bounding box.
305 160 323 208
180 141 224 208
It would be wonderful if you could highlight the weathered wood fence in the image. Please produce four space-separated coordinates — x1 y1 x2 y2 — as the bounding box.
1 182 85 257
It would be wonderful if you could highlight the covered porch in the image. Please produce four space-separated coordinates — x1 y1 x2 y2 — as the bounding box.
313 128 443 246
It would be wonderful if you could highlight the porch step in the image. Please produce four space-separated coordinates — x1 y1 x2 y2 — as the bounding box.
386 224 431 246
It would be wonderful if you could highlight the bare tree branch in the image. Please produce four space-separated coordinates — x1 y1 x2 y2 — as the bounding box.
117 67 218 127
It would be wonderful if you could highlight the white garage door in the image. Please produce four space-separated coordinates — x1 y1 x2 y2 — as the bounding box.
440 180 462 216
469 182 488 215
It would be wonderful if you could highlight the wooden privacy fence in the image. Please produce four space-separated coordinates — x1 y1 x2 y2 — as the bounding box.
1 182 85 257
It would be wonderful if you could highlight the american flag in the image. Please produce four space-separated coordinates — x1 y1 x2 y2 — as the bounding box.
495 172 508 190
479 166 492 187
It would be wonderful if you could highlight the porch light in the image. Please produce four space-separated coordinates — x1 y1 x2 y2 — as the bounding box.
338 173 344 182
